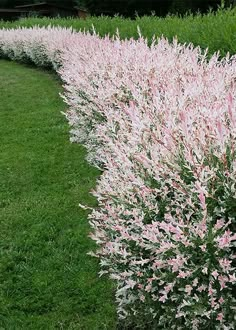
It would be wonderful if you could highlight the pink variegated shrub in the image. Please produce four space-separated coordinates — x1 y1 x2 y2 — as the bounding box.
61 35 236 329
0 27 235 329
0 26 76 69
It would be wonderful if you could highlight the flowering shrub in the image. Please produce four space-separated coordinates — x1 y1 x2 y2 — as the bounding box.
0 27 235 329
0 27 75 69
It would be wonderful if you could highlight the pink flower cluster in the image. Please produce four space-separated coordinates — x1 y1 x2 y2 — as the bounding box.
1 27 235 329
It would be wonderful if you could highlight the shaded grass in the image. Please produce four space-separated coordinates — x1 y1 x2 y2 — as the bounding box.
0 60 116 329
1 7 236 57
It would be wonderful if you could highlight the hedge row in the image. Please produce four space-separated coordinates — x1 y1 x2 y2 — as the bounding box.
1 6 236 57
0 27 235 329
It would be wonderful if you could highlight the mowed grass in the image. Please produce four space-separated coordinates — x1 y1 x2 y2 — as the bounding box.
0 60 116 329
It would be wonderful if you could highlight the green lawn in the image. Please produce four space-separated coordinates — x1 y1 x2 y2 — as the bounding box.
0 60 116 329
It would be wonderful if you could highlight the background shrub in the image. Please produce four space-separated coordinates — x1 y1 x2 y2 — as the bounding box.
0 6 236 57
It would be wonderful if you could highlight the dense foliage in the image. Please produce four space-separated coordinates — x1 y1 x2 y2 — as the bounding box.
1 6 236 58
0 26 235 330
1 0 233 16
82 0 225 16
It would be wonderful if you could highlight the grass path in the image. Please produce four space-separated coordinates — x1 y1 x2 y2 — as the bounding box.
0 60 116 329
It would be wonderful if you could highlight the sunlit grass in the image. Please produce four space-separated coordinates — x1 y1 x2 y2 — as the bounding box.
0 60 116 329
